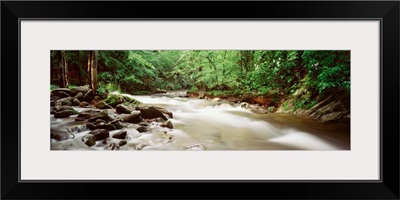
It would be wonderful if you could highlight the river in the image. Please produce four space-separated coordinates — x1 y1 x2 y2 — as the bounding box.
50 92 350 150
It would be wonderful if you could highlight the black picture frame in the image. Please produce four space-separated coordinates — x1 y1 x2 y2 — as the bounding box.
1 1 399 199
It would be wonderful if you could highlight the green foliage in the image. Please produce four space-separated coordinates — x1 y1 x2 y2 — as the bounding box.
50 84 58 91
51 50 350 112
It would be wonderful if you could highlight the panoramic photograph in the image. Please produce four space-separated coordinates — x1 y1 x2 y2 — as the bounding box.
50 50 350 150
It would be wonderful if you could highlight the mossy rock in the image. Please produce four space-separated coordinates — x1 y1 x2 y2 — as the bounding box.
104 93 141 108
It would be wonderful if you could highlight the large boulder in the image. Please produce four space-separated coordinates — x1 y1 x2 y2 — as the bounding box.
112 130 127 139
72 98 81 106
122 112 142 123
51 88 70 97
69 86 90 96
89 129 110 141
54 109 79 118
55 97 74 107
116 104 133 114
137 106 169 120
83 89 94 102
74 92 84 100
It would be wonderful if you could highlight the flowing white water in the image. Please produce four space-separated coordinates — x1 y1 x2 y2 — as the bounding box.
50 92 350 150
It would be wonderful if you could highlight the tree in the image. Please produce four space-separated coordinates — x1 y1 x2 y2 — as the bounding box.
87 50 98 93
57 51 69 88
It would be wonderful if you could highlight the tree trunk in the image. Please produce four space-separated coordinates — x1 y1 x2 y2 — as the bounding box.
57 51 69 88
88 50 98 93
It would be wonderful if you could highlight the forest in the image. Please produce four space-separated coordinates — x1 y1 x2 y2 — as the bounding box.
51 50 350 113
50 50 350 150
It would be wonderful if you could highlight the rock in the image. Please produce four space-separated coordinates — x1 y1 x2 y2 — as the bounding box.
72 98 81 106
100 110 115 121
89 129 110 141
51 88 70 97
185 144 206 150
110 120 125 129
96 123 116 131
55 97 74 107
86 122 116 131
136 126 149 133
79 101 90 107
50 107 56 114
94 119 107 125
58 91 70 98
153 106 173 118
95 101 112 109
69 86 90 96
156 117 166 122
109 143 120 150
82 134 96 147
160 120 173 129
86 123 96 130
50 100 55 107
138 106 168 120
116 104 133 114
55 105 74 111
112 130 127 139
122 112 142 123
54 110 79 118
119 140 127 146
88 115 109 123
105 93 141 108
76 110 101 120
83 89 94 102
74 92 84 100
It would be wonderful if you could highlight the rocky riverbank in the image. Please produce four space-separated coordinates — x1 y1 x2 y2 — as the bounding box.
50 86 183 150
186 89 350 123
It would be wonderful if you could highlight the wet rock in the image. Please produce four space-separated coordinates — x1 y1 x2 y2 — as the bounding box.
58 91 70 98
110 120 125 129
79 101 90 107
95 101 112 109
109 143 120 150
156 117 166 122
50 100 55 107
72 98 81 106
100 110 115 121
55 97 74 107
76 110 101 120
160 120 173 129
50 107 56 114
185 144 206 150
139 122 149 126
51 88 70 97
83 89 94 102
138 106 168 120
54 109 79 118
112 130 127 139
55 105 74 111
88 115 109 123
136 126 149 133
82 134 96 147
94 119 107 125
69 86 90 96
74 92 84 100
86 122 116 131
119 140 127 146
96 123 116 131
122 112 142 123
116 104 133 114
89 129 110 141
